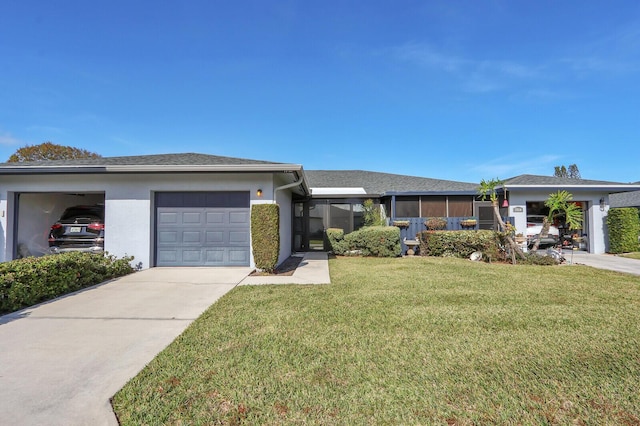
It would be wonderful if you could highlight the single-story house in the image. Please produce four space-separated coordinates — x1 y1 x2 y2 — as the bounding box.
1 153 639 268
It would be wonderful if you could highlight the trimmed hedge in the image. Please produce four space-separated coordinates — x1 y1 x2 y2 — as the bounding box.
419 230 561 265
326 226 401 257
326 228 347 254
251 204 280 272
418 230 502 260
0 252 134 315
607 208 640 253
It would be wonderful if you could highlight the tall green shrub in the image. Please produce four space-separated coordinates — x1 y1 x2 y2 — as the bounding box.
251 204 280 272
362 199 384 226
607 208 640 253
326 228 348 255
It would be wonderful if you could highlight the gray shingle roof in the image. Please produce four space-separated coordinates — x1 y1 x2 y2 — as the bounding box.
0 153 286 167
305 170 478 195
503 174 628 186
610 190 640 208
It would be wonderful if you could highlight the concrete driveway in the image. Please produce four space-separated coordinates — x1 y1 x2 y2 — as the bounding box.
0 267 250 426
564 251 640 276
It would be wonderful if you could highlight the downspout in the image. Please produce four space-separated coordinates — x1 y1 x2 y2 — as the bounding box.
273 173 305 203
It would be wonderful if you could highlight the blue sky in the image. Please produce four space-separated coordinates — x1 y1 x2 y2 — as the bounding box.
1 1 639 183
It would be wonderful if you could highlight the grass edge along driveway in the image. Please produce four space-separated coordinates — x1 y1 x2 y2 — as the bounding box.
113 256 640 425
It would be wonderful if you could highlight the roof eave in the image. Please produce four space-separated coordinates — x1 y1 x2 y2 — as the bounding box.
381 190 479 196
0 163 304 174
310 193 379 199
503 184 640 192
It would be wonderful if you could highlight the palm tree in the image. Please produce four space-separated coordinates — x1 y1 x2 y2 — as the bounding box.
530 190 583 251
478 178 525 260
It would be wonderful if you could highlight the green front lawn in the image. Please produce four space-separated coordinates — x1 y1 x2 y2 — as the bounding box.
113 257 640 425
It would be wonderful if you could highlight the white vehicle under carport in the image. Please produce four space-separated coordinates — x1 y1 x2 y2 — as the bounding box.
526 214 560 248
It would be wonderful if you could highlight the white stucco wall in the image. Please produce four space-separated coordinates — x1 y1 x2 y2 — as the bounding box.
275 179 294 264
507 190 610 254
0 172 295 269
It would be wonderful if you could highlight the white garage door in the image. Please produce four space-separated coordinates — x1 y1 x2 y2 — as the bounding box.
155 192 250 266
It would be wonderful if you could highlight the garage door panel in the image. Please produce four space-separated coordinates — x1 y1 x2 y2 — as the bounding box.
158 212 179 224
228 248 250 263
205 231 225 243
182 249 203 263
229 230 249 244
155 192 250 267
229 211 249 223
158 230 179 244
182 231 203 244
182 212 203 224
157 250 178 263
205 249 225 263
206 212 225 224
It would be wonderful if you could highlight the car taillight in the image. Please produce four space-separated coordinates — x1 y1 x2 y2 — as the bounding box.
88 223 105 231
51 223 63 230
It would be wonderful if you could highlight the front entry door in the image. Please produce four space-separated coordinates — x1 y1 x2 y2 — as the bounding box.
476 202 496 230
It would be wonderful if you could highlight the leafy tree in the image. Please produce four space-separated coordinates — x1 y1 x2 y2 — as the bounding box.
7 141 101 162
362 199 384 226
530 190 583 251
568 164 581 179
478 178 525 261
554 164 581 179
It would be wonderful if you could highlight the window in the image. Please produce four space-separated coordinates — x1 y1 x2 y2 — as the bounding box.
448 196 473 217
395 196 419 217
421 196 446 217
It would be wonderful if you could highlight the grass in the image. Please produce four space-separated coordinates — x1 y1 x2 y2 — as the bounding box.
619 252 640 260
112 257 640 425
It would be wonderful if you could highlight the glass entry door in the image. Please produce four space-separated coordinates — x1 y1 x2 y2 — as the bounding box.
293 201 327 251
476 202 496 230
292 199 369 252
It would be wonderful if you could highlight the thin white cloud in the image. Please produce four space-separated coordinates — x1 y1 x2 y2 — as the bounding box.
26 125 63 134
0 131 24 146
561 21 640 75
392 42 544 94
394 42 467 73
391 20 640 97
471 154 563 179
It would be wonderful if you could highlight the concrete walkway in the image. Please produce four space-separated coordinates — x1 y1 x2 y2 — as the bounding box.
0 267 251 426
240 251 331 285
561 250 640 276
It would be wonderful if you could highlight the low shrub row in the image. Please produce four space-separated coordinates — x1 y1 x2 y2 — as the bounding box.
418 230 502 260
330 225 559 265
326 226 401 257
0 252 135 314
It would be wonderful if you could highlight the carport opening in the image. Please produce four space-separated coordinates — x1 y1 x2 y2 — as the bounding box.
14 192 106 258
526 200 589 250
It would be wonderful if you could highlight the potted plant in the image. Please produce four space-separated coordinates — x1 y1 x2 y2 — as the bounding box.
392 220 410 228
425 217 448 230
460 217 477 228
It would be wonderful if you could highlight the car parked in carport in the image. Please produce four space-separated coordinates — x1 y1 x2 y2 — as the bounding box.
48 205 105 254
526 214 560 248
